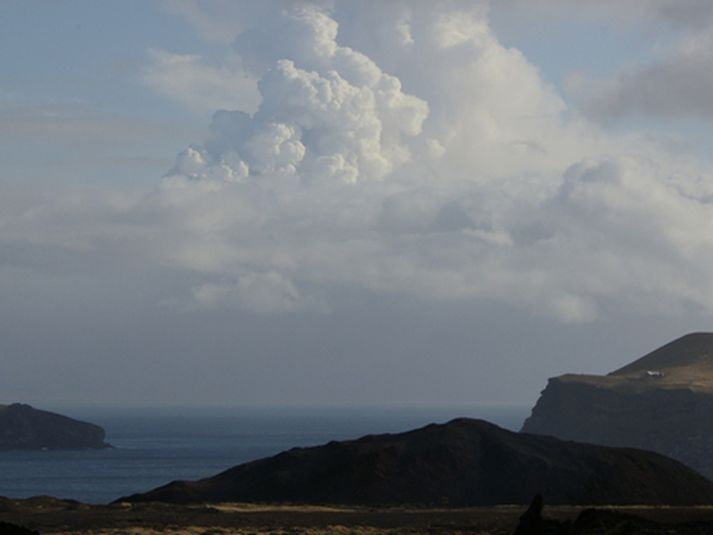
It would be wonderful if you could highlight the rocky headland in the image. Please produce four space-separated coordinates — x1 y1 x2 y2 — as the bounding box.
120 417 713 506
0 403 110 450
522 332 713 479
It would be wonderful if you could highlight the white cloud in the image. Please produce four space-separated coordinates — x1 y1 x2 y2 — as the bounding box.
190 272 322 314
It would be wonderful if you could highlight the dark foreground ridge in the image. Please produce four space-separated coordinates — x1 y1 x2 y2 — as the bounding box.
522 332 713 479
0 403 110 450
120 417 713 506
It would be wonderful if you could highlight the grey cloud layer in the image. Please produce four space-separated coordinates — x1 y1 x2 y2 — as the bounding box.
505 0 713 123
498 0 713 28
572 28 713 121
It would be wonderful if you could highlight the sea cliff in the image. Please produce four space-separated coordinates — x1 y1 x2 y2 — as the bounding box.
522 332 713 479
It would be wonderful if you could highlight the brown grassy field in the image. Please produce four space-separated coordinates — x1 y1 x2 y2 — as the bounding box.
4 497 713 535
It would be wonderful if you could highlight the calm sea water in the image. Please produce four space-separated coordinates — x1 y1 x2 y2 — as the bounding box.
0 405 529 504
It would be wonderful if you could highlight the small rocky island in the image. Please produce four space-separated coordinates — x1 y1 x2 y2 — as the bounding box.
120 417 713 506
0 403 110 450
522 332 713 479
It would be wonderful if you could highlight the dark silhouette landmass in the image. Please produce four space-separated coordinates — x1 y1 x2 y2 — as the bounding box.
119 417 713 506
0 403 110 450
522 332 713 479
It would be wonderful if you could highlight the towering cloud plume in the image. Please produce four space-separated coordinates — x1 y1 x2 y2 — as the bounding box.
166 5 428 185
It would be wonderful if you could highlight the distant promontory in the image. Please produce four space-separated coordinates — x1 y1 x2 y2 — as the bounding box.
120 417 713 506
0 403 110 450
522 332 713 479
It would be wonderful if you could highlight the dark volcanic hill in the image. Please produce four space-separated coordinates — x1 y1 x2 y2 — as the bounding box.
120 418 713 506
0 403 110 450
522 332 713 479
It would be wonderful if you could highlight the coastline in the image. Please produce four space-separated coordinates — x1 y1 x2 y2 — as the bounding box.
0 405 529 504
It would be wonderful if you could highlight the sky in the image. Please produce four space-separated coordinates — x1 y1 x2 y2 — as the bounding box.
3 0 713 408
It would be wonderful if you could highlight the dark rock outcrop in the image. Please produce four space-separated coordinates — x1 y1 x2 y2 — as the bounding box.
0 403 110 450
514 495 569 535
0 522 39 535
513 504 710 535
119 417 713 506
522 332 713 479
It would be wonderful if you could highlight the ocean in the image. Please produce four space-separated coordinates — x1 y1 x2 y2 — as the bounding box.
0 405 529 504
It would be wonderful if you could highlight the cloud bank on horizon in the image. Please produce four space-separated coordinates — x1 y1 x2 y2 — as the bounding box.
6 0 713 326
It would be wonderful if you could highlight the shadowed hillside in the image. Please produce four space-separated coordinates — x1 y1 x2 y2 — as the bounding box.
119 418 713 506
